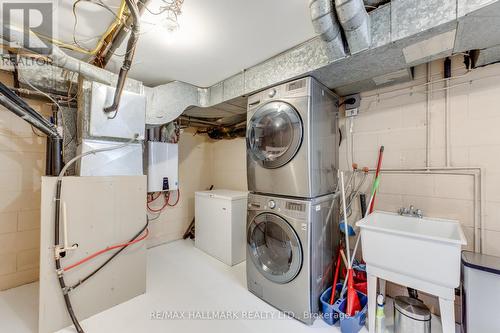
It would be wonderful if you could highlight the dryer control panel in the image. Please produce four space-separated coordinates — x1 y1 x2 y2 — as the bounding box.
247 77 311 110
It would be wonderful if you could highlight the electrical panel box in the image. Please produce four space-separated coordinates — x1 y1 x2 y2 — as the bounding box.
147 141 179 192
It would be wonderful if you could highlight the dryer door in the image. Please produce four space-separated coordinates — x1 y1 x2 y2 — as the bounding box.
247 212 303 284
247 101 303 169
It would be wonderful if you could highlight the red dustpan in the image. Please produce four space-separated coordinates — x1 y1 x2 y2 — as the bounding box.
345 268 361 316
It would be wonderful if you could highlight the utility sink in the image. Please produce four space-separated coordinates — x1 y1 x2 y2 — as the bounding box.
356 211 467 290
356 211 467 333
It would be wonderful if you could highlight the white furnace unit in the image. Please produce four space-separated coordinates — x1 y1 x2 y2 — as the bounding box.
146 141 179 192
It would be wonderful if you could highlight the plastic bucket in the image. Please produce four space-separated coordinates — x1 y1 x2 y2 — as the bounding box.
332 290 368 333
320 283 343 325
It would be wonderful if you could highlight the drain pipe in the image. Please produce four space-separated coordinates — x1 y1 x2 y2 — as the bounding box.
103 0 141 116
101 0 149 67
444 57 451 167
335 0 371 54
2 25 111 85
309 0 346 59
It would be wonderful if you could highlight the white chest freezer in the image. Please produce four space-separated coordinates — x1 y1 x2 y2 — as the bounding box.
195 190 248 266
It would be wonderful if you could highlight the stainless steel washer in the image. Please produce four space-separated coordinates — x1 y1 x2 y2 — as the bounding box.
246 77 339 198
246 192 340 325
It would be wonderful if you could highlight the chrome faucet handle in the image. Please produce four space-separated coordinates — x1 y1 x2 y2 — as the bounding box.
416 209 423 218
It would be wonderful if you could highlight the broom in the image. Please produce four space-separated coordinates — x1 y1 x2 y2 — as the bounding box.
340 172 361 316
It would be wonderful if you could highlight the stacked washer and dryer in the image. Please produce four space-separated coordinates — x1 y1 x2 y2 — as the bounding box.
245 77 341 324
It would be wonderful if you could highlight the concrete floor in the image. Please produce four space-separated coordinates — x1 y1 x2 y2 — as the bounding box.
0 239 452 333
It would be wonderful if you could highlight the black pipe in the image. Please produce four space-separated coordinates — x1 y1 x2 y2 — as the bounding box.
0 82 58 133
444 57 452 79
103 0 141 116
0 96 59 137
70 219 149 291
54 180 84 333
46 138 53 176
50 137 63 176
359 193 367 218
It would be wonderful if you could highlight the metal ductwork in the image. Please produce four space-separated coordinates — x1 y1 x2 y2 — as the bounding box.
335 0 371 54
363 0 388 8
2 25 112 85
309 0 346 59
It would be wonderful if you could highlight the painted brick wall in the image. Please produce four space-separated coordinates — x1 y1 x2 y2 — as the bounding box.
338 56 500 320
0 70 48 290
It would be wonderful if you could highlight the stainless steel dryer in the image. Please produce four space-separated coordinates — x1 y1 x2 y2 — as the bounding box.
246 77 339 198
246 192 340 325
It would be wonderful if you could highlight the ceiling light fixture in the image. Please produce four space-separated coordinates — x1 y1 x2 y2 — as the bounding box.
159 0 185 32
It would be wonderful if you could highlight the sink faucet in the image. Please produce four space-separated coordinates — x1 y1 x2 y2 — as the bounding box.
398 205 424 218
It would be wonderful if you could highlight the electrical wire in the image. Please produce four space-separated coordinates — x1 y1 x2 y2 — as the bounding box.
52 135 139 333
63 228 149 272
69 219 149 291
34 0 127 56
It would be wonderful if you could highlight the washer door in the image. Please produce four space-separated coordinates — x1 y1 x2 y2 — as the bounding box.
247 213 303 284
246 101 303 169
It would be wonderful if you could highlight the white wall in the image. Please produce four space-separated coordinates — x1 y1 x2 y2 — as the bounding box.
0 71 47 291
146 129 213 247
209 137 248 191
339 56 500 318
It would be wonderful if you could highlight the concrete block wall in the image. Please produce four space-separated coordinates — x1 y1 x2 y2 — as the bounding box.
146 128 213 248
340 56 500 256
148 134 248 247
339 56 500 320
208 137 248 191
0 70 48 290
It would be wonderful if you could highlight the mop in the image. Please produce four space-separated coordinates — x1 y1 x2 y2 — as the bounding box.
338 146 384 302
340 172 361 316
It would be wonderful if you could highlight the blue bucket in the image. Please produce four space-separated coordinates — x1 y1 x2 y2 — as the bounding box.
332 290 368 333
319 283 343 325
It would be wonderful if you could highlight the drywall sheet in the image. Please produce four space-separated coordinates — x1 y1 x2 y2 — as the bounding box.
39 176 147 333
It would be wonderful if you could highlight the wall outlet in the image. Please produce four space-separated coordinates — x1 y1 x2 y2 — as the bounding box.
346 107 359 117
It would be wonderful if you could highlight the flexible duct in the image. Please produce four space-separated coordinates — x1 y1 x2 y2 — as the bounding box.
335 0 371 54
309 0 346 60
102 0 149 67
103 0 141 115
2 25 112 85
363 0 388 7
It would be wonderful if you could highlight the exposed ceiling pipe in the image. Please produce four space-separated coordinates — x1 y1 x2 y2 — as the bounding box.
101 0 150 67
309 0 346 59
335 0 371 54
2 25 112 85
103 0 141 116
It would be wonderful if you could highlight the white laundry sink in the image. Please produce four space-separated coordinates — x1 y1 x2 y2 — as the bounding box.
356 211 467 290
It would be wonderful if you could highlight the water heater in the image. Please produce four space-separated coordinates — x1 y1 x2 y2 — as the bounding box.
146 141 179 192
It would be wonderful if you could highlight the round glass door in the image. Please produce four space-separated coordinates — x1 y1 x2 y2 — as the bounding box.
246 101 303 169
247 213 302 284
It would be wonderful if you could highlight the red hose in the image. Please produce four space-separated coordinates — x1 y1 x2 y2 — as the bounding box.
63 229 149 272
167 189 180 207
147 192 169 212
368 146 384 214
